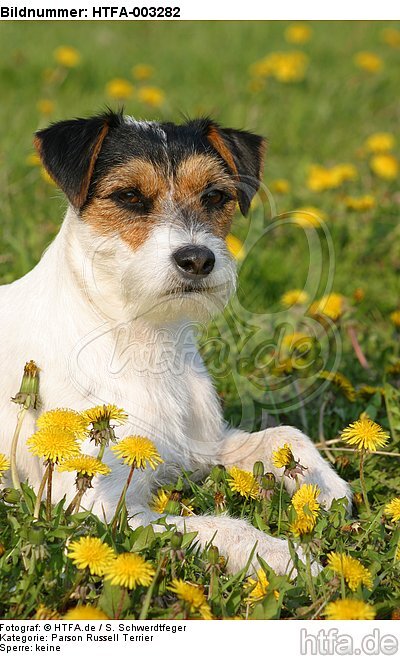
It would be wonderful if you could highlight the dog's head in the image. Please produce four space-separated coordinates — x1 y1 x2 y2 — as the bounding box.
35 111 265 323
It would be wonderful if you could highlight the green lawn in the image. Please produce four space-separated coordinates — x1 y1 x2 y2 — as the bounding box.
0 20 400 620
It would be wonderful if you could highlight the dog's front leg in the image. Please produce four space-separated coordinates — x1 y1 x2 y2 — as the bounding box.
218 425 352 511
126 504 307 576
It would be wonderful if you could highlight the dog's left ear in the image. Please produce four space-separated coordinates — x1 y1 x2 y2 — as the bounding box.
34 111 120 208
205 120 266 216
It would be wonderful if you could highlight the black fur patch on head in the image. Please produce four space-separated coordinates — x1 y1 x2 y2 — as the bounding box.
35 111 265 216
34 110 124 208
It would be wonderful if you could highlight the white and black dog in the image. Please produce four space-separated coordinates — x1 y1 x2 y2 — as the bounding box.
0 111 351 574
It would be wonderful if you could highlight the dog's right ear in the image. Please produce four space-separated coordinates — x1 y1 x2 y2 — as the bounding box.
34 111 122 209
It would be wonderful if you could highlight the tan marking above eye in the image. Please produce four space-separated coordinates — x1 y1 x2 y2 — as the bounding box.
95 158 170 200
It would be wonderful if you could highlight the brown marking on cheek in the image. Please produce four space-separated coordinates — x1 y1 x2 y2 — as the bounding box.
174 154 237 238
81 198 155 250
207 125 238 176
81 158 169 250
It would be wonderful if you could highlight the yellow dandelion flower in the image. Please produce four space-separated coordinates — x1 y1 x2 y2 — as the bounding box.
354 51 383 73
285 24 312 45
324 598 376 620
111 435 163 470
384 497 400 522
151 488 170 513
36 99 55 116
37 408 88 440
381 28 400 48
290 513 316 536
105 78 134 100
132 63 154 80
344 195 376 211
82 404 128 426
150 488 193 516
334 163 358 182
272 443 293 469
309 293 345 321
68 537 114 576
370 153 398 179
27 428 80 463
64 606 109 620
0 453 10 474
54 46 81 68
137 86 165 107
168 579 212 619
26 153 41 167
58 455 111 477
365 132 395 153
282 332 312 352
228 466 260 499
245 569 270 603
281 289 309 307
307 164 357 192
226 234 245 260
390 310 400 328
274 52 309 83
270 178 291 194
103 552 155 589
292 484 320 517
249 51 308 83
341 417 389 452
327 552 373 591
318 371 356 402
291 206 327 228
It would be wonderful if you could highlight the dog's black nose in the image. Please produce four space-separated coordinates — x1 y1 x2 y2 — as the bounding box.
172 245 215 277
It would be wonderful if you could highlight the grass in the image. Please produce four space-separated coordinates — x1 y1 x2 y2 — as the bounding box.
0 20 400 619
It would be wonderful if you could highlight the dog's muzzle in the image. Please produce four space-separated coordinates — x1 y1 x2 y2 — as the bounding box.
172 245 215 279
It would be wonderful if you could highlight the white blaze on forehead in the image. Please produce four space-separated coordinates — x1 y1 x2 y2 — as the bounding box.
124 115 167 145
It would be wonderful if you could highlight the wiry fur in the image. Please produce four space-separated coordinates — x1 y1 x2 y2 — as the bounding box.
0 113 351 576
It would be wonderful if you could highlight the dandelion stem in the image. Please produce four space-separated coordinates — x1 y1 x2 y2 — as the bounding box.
114 587 127 620
10 406 29 490
46 461 54 521
305 548 317 604
347 325 370 370
139 555 166 620
111 464 135 536
277 475 285 536
97 443 106 462
33 466 50 519
359 451 371 516
66 490 84 515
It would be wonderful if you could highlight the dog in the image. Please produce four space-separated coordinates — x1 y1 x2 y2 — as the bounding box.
0 110 351 575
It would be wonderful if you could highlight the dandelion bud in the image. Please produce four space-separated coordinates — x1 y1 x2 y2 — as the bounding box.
170 532 183 550
210 464 225 483
165 499 181 515
28 525 45 545
207 545 219 564
261 472 276 490
11 360 40 409
253 461 264 479
3 488 21 504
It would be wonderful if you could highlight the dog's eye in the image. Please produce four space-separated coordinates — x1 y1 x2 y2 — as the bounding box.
111 188 149 211
202 189 231 209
